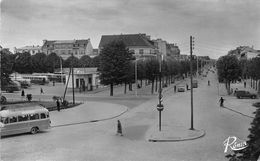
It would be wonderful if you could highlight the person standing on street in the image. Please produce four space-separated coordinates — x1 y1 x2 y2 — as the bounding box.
56 99 60 112
116 120 123 136
21 89 25 100
40 88 44 94
208 80 210 86
244 81 246 88
219 97 225 107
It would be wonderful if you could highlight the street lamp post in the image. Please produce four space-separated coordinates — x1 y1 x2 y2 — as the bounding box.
157 54 164 131
59 56 63 83
135 56 138 97
190 36 194 130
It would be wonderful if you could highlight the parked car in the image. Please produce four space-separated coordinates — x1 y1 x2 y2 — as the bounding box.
177 85 185 92
236 90 257 99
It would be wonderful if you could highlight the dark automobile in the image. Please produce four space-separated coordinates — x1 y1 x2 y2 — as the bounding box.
236 90 257 99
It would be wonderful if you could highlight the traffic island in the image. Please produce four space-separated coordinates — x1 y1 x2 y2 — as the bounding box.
147 124 205 142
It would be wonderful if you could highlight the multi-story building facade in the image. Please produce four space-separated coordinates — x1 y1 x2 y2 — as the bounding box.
42 39 93 60
14 45 42 55
166 43 180 58
99 33 157 58
153 39 167 57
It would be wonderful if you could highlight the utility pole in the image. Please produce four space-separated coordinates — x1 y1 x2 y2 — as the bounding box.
135 53 138 97
71 53 75 104
157 54 164 131
190 36 195 130
197 56 199 79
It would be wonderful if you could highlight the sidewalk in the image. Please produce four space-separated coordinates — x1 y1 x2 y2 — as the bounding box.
50 101 128 127
222 80 260 118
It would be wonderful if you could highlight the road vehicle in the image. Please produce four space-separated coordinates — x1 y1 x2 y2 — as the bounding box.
192 80 198 88
177 85 185 92
236 90 257 99
0 104 51 136
22 75 49 85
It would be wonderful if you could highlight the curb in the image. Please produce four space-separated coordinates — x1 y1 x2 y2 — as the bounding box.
51 106 128 128
148 129 206 142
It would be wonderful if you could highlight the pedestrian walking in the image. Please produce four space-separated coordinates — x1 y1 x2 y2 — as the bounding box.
53 81 55 86
174 85 176 93
208 80 210 86
219 97 225 107
21 89 25 97
40 88 44 94
56 99 60 112
21 89 25 100
116 120 123 136
244 82 246 88
186 84 189 90
234 88 238 96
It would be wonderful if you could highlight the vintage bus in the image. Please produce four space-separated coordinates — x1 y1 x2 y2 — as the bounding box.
0 104 51 136
21 75 49 85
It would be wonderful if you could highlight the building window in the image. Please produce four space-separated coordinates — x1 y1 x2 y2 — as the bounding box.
139 49 144 55
130 50 135 54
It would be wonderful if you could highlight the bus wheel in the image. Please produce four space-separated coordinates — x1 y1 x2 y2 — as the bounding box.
30 127 38 134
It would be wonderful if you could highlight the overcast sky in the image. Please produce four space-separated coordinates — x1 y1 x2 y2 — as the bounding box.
1 0 260 59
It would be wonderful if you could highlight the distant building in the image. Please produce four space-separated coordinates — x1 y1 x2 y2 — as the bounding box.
166 43 180 58
89 49 99 58
62 68 99 91
14 45 42 55
228 46 260 60
42 39 93 60
153 39 167 56
99 33 157 58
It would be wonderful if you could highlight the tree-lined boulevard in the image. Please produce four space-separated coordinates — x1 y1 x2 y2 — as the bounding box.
1 68 259 161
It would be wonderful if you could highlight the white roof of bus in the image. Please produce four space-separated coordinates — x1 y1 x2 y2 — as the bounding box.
0 104 49 117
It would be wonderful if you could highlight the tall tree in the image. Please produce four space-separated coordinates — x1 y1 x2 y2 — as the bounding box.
31 53 48 73
64 55 80 68
145 58 159 94
99 40 133 96
1 49 14 89
217 55 241 94
14 52 33 73
45 52 61 72
79 55 92 67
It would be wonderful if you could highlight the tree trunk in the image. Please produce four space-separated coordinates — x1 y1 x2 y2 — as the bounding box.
124 82 127 94
155 76 158 92
129 83 132 91
151 79 154 94
110 83 113 96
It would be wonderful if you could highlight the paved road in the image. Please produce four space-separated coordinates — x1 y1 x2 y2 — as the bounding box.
1 69 258 161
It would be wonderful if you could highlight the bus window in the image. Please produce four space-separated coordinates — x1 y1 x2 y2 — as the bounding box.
3 117 9 124
9 116 17 123
40 113 46 119
18 115 29 122
1 117 9 124
29 113 39 120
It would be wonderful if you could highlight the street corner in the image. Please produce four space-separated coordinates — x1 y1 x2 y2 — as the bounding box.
147 124 205 142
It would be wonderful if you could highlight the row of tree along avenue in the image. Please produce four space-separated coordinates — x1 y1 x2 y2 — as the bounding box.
216 54 260 161
98 40 206 96
1 41 207 94
217 55 260 94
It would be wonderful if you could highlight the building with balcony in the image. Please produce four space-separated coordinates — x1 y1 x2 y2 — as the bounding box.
42 39 93 60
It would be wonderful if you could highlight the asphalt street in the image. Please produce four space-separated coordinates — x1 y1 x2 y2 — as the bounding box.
1 69 258 161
